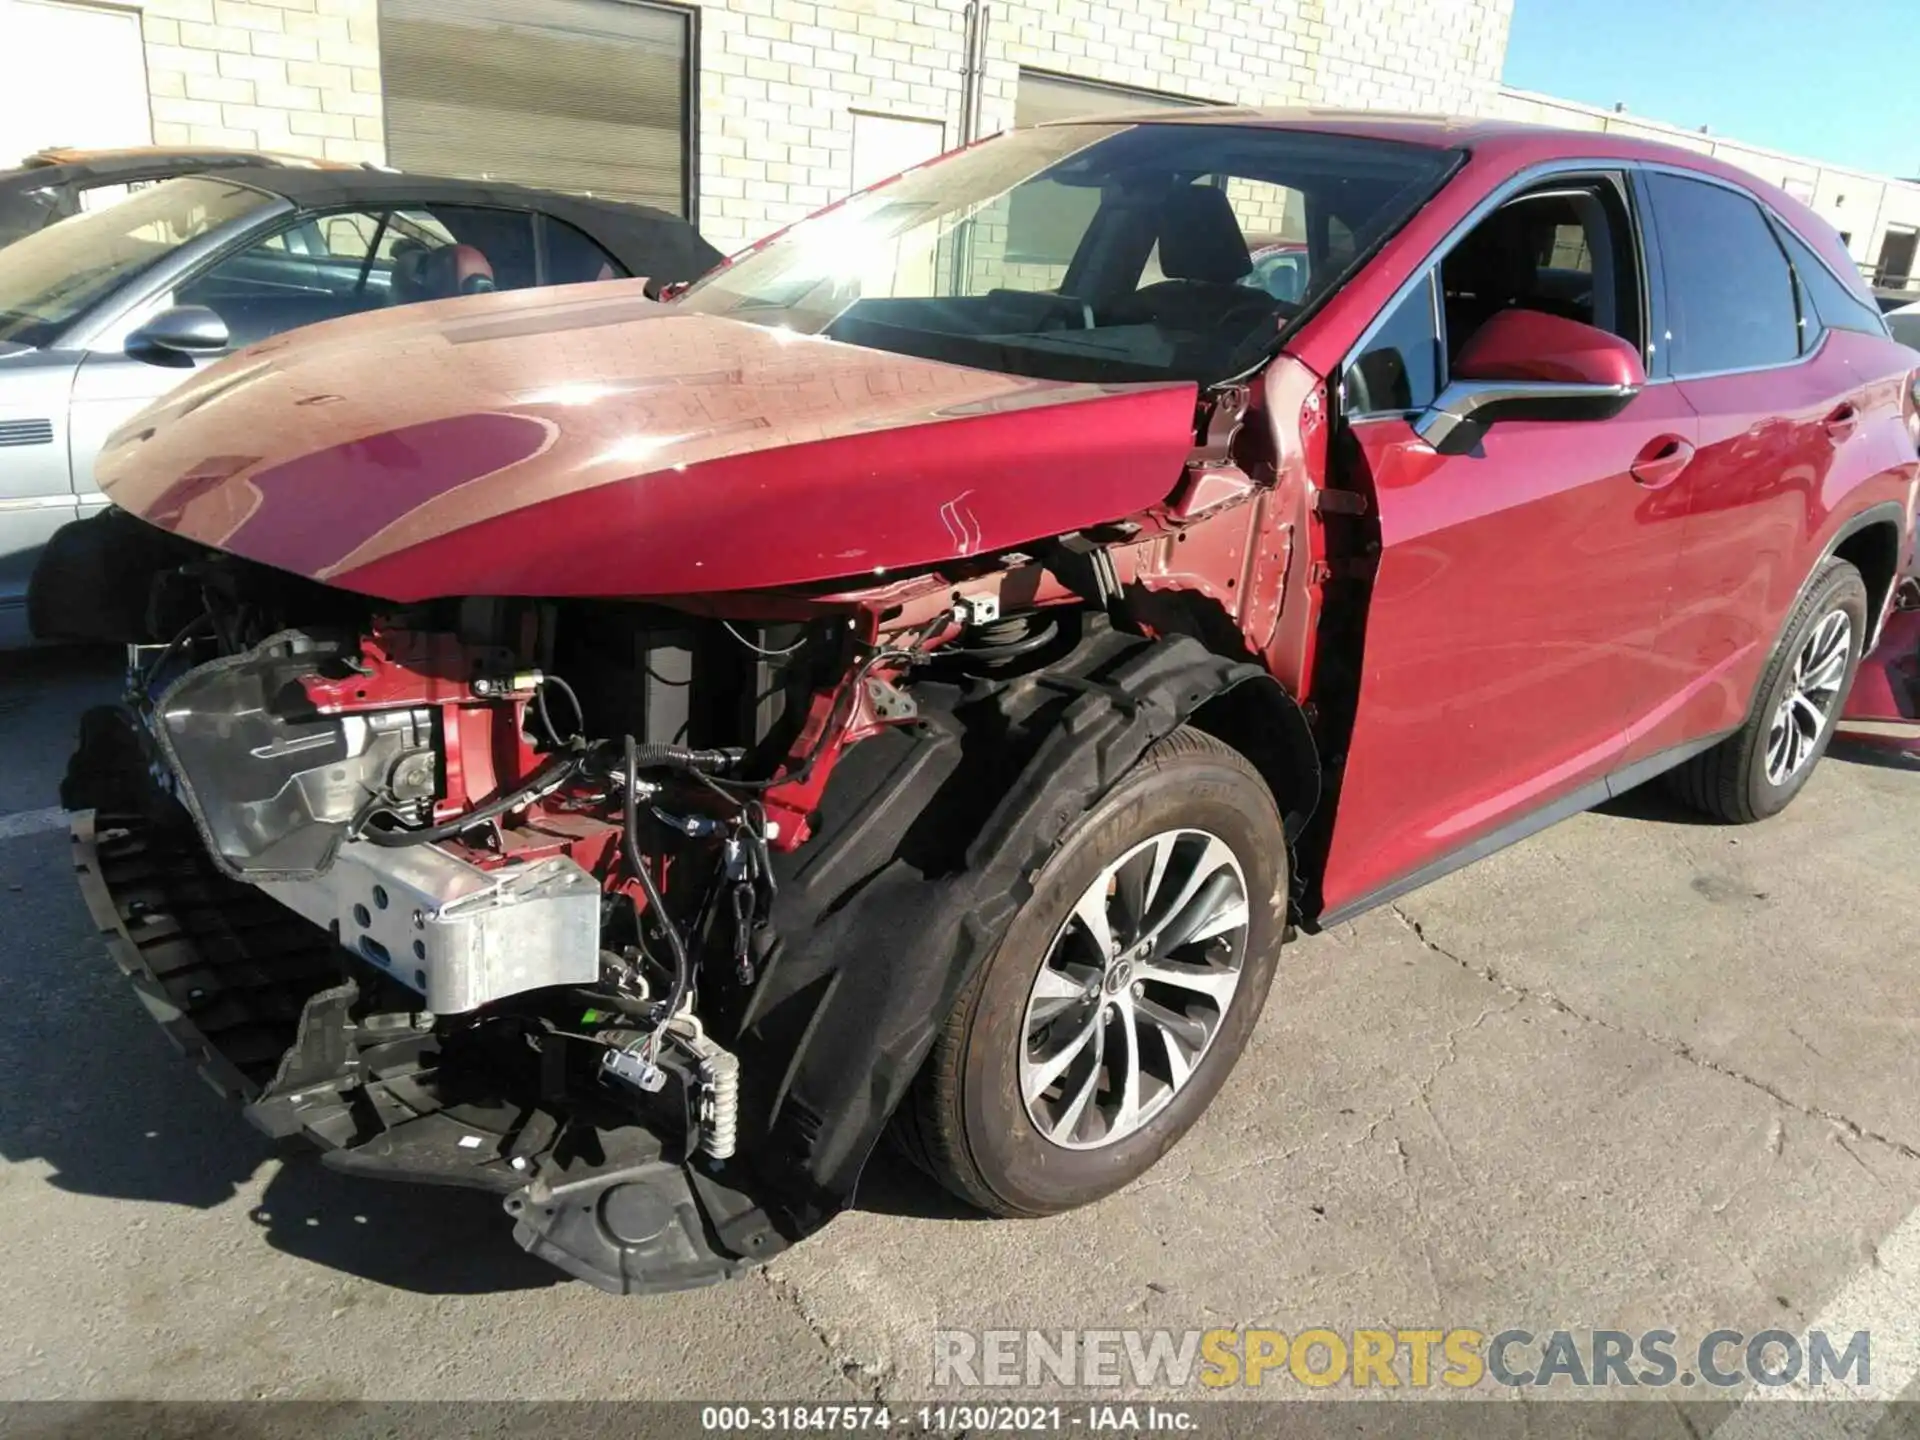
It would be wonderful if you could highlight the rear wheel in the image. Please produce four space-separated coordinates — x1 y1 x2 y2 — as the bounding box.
1667 557 1868 822
901 726 1287 1217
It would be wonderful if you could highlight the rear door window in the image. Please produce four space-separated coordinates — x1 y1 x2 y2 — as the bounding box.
1644 173 1800 376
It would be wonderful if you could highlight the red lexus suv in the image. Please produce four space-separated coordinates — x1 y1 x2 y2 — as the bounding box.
35 111 1920 1293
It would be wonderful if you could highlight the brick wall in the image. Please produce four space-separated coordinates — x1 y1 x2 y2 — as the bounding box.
89 0 1515 250
134 0 386 165
1491 87 1920 279
691 0 1515 252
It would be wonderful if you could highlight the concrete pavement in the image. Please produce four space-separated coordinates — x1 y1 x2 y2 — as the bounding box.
4 645 1919 1418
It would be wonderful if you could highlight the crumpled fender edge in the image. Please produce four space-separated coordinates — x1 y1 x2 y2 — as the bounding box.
739 631 1296 1236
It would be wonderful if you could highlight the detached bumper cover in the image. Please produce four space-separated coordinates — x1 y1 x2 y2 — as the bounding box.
71 807 786 1294
1839 605 1920 756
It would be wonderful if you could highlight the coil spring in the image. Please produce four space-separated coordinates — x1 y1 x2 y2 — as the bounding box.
698 1045 740 1160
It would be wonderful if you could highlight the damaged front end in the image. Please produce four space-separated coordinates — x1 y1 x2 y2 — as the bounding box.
72 601 859 1292
45 268 1342 1293
59 514 1297 1293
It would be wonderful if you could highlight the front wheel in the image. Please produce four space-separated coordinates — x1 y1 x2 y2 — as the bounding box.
1667 556 1868 822
899 726 1288 1217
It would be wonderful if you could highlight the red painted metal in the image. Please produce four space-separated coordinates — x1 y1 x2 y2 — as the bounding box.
95 296 1199 601
1452 309 1646 388
1619 329 1918 768
85 111 1920 924
1839 604 1920 757
1318 381 1705 915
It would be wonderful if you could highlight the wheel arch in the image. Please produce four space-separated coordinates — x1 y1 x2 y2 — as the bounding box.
1828 505 1906 646
1183 671 1323 846
729 629 1316 1232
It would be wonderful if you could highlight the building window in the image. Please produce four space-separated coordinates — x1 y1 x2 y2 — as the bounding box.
4 1 150 162
379 0 696 220
1877 228 1917 288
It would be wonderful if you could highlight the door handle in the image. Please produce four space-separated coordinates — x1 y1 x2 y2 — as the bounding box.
1630 434 1695 488
1824 402 1859 442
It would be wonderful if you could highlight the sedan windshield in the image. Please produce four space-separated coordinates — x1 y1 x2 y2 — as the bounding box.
0 177 275 348
678 123 1458 385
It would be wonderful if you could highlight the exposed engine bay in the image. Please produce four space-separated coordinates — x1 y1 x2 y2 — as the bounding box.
56 508 1308 1292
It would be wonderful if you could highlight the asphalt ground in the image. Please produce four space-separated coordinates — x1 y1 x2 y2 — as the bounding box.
5 644 1920 1437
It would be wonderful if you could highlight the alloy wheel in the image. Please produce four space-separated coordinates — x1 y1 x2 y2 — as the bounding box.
1018 828 1251 1151
1765 608 1853 786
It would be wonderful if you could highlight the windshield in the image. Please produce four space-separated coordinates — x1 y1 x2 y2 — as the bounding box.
679 123 1458 385
0 177 275 348
1888 309 1920 351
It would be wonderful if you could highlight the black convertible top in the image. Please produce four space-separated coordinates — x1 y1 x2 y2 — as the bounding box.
0 148 309 189
218 166 724 286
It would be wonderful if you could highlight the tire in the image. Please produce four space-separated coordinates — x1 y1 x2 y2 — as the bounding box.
901 725 1288 1217
1666 557 1869 823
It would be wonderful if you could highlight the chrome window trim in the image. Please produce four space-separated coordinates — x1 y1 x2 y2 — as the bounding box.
1338 158 1649 423
1337 154 1859 423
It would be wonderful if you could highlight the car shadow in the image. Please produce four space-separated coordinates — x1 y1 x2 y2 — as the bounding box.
3 833 558 1294
1829 738 1920 773
851 1145 994 1222
248 1156 561 1295
1590 779 1726 826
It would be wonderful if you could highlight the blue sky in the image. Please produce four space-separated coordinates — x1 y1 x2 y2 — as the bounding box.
1503 0 1920 177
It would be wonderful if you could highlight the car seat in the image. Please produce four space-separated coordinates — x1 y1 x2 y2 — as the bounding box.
392 242 496 304
1107 187 1275 334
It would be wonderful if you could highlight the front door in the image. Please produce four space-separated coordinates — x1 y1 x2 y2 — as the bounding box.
1317 176 1695 917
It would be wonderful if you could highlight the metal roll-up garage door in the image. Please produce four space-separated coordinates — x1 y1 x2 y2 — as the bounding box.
379 0 694 217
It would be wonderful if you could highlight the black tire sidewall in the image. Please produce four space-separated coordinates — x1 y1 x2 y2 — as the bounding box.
954 746 1287 1215
1745 564 1868 817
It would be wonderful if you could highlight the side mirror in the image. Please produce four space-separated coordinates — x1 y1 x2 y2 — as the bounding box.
1415 309 1645 455
127 305 230 361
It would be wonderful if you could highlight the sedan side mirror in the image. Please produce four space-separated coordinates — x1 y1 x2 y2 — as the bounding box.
1415 309 1646 455
127 305 230 362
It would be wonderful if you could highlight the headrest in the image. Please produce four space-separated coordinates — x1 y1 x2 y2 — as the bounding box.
1446 206 1537 305
1158 186 1253 285
392 241 495 303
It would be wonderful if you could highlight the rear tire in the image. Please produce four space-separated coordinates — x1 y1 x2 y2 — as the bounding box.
900 726 1288 1217
1666 557 1868 822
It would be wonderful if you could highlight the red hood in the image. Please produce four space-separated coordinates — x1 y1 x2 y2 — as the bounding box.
98 281 1200 600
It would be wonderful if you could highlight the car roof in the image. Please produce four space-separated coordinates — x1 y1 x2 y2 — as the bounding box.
0 147 348 187
1038 107 1857 283
211 164 670 217
1036 106 1791 176
207 166 725 285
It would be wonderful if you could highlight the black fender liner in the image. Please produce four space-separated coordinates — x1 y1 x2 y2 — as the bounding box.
728 627 1312 1235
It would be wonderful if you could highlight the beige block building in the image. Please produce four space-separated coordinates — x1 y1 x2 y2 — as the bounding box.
1492 87 1920 292
3 0 1512 254
8 0 1916 292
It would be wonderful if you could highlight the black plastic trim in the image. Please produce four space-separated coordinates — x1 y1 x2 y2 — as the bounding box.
1310 728 1733 930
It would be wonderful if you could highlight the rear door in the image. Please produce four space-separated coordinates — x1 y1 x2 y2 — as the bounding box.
1319 172 1698 918
1624 171 1914 762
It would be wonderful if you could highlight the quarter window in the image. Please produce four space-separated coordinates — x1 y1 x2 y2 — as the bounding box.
1644 173 1799 376
1773 222 1888 341
1346 271 1442 416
